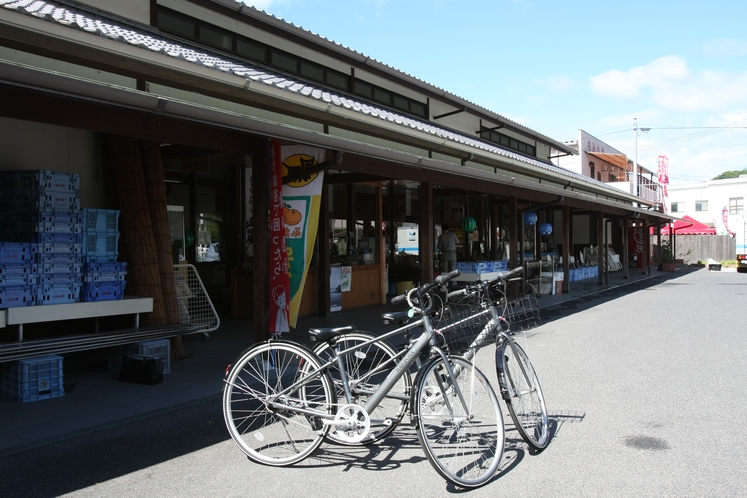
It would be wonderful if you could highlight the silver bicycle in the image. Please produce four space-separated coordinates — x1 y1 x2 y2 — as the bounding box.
222 270 505 488
314 267 549 451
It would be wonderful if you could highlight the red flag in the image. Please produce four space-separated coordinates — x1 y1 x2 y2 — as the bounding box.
269 140 290 334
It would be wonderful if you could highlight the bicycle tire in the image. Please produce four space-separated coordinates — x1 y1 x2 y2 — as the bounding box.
313 332 412 445
497 340 549 450
412 355 504 488
222 340 336 466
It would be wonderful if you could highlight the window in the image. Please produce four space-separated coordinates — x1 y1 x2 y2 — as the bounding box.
236 38 267 63
671 202 683 213
200 24 232 51
479 127 536 158
729 197 743 214
589 162 595 179
695 200 708 212
158 8 195 39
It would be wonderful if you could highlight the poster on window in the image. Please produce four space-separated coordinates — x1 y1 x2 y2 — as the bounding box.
280 143 327 327
330 266 342 312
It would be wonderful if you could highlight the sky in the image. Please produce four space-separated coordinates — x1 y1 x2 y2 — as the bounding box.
241 0 747 185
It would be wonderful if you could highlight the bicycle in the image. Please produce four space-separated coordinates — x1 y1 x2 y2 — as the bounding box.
442 267 549 450
314 266 549 451
222 270 505 488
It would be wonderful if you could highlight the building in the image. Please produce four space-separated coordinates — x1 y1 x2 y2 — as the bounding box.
0 0 672 344
668 176 747 255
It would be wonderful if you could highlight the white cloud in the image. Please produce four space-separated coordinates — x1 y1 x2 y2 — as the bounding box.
589 56 690 99
702 38 747 56
540 75 574 93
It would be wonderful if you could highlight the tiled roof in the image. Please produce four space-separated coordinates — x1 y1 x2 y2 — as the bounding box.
1 0 617 193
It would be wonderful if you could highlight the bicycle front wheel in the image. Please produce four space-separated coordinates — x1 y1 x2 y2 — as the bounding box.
497 340 549 450
413 356 504 488
222 340 336 466
313 332 411 445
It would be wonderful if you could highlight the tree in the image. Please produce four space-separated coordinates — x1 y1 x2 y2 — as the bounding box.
713 169 747 180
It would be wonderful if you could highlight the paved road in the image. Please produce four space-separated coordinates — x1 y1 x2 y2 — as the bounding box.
1 269 746 497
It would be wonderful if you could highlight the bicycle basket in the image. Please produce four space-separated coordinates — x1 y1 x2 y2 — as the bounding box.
434 297 495 355
501 295 541 333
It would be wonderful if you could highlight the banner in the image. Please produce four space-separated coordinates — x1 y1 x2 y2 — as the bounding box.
280 144 327 327
268 140 290 334
657 155 669 210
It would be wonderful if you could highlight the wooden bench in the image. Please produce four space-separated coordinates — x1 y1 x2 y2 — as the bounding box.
0 297 201 363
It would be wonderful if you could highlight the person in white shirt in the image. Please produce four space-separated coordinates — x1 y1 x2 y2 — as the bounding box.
437 224 459 272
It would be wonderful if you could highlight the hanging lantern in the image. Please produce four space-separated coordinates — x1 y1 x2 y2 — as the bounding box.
539 222 553 236
462 216 477 232
524 211 538 226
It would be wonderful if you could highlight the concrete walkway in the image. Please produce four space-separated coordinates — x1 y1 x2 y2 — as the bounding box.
0 265 707 457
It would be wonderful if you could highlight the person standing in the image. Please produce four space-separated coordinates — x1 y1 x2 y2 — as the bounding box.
437 223 459 272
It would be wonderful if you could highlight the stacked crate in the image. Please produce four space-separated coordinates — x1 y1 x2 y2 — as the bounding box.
0 170 83 306
80 208 126 302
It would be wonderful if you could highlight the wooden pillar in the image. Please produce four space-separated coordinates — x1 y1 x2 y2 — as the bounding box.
623 218 630 279
252 141 270 340
562 205 570 293
103 134 165 326
141 140 182 358
375 184 386 304
316 182 331 316
346 184 356 253
508 196 518 270
597 212 604 285
419 182 434 284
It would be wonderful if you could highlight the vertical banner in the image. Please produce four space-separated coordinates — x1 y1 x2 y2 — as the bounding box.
269 140 290 334
657 155 669 211
281 144 327 327
721 206 735 237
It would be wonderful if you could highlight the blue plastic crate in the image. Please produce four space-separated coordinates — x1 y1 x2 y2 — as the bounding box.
83 255 118 263
1 355 65 402
38 273 83 285
39 262 83 274
82 271 127 283
36 242 83 254
0 170 80 193
0 242 37 264
23 233 84 244
83 209 120 233
0 273 38 287
35 253 84 264
84 261 127 273
0 285 36 308
81 280 126 302
109 339 171 375
0 263 38 276
0 190 80 212
37 283 81 305
1 221 83 235
82 233 119 258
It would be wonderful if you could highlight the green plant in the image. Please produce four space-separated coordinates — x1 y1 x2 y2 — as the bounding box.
661 240 674 263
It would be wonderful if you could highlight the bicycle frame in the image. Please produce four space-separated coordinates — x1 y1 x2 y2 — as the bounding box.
264 295 470 428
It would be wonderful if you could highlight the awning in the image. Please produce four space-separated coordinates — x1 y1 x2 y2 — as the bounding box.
659 215 716 235
587 152 628 170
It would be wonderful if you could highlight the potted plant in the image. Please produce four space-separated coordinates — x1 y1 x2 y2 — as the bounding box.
660 240 676 272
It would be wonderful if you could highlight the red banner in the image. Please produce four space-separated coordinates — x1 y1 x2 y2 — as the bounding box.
269 140 290 335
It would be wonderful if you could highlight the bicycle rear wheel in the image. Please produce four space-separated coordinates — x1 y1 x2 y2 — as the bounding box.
222 340 336 466
497 340 549 450
313 332 411 445
413 356 504 488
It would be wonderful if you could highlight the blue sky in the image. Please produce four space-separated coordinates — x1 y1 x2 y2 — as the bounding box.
242 0 747 185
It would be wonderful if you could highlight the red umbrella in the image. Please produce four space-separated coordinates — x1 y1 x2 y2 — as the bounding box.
659 215 716 235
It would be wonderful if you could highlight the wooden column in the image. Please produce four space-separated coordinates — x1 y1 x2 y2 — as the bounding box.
252 142 270 340
597 212 604 285
375 184 386 304
508 196 518 270
562 205 570 293
623 219 630 279
316 182 331 316
419 182 434 284
103 134 165 326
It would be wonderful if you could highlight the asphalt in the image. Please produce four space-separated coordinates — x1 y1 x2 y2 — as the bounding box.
0 264 715 458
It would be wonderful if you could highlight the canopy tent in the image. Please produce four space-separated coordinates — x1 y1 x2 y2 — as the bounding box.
659 215 716 235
